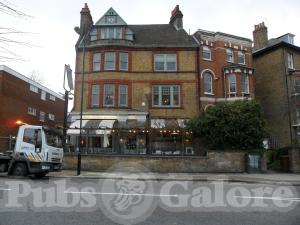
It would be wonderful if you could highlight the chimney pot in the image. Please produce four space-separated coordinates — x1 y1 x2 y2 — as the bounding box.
170 5 183 30
253 21 268 50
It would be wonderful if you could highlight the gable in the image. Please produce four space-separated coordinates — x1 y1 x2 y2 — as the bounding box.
95 7 127 26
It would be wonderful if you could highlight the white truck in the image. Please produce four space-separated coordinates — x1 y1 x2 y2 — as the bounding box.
0 124 64 178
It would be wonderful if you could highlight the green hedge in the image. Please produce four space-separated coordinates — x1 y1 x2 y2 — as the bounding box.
187 100 267 150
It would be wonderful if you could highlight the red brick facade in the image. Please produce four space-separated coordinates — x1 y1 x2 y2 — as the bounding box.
194 30 254 109
0 66 65 151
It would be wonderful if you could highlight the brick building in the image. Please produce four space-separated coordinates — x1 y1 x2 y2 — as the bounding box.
253 22 300 148
0 65 65 151
69 4 199 155
193 29 254 109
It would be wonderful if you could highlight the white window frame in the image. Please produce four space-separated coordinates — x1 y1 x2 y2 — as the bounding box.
48 113 55 121
119 53 128 71
93 53 101 71
27 107 36 116
49 95 56 101
90 28 97 41
91 84 100 107
118 84 128 107
103 84 115 107
228 74 236 97
288 53 294 69
203 72 213 94
39 111 45 122
154 54 177 72
30 84 38 93
152 85 180 107
294 77 300 93
100 27 122 39
41 90 46 100
241 73 249 94
104 52 116 70
202 46 211 60
238 51 245 64
226 48 234 63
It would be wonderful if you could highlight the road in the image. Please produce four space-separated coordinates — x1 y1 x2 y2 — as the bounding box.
0 176 299 225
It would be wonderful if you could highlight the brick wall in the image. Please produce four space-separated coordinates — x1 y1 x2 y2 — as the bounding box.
73 49 199 119
63 151 246 173
0 70 64 151
253 48 294 148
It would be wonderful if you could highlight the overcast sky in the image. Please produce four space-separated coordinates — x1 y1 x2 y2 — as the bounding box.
1 0 300 95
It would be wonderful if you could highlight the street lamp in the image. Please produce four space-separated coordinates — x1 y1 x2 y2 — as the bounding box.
77 32 88 176
16 120 27 125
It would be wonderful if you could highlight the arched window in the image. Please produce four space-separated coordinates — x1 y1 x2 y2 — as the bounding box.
203 72 213 94
228 74 236 97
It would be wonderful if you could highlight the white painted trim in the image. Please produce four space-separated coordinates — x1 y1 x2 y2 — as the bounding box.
200 96 252 102
0 65 64 100
200 69 217 79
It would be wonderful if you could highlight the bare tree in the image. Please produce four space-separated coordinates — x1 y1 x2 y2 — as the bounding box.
28 69 44 84
0 1 33 62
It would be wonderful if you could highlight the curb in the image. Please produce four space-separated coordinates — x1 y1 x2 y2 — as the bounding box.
47 175 300 186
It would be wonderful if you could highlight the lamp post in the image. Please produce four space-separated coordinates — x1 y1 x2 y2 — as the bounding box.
77 33 88 176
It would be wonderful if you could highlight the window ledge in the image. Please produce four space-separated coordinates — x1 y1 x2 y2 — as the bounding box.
202 58 212 61
154 70 178 73
151 106 182 109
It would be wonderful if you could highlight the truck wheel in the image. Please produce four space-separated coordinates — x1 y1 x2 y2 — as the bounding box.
12 163 28 176
34 173 47 179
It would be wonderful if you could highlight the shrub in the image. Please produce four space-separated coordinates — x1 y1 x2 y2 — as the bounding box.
187 100 267 150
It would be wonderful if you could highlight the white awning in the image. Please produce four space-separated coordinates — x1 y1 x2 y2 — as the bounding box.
151 119 187 129
151 119 165 128
67 120 89 135
96 120 116 135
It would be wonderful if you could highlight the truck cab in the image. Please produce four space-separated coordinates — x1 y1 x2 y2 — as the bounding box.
0 124 64 177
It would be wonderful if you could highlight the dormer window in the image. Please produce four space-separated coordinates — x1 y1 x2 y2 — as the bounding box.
90 29 97 41
100 27 122 39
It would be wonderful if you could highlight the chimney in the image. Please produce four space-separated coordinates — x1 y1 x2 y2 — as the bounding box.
169 5 183 30
253 22 268 51
79 3 93 36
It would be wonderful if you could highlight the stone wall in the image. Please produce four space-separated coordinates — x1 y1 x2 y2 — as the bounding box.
63 151 246 173
289 149 300 173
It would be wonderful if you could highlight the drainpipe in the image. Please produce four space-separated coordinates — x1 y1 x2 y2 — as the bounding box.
283 48 293 145
196 46 201 111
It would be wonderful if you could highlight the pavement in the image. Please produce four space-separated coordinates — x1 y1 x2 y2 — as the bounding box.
48 170 300 185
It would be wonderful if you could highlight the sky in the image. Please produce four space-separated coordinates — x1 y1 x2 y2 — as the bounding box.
1 0 300 97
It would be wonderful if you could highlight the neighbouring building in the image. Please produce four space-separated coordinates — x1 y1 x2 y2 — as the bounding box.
193 29 254 110
69 4 199 155
252 22 300 148
0 65 65 151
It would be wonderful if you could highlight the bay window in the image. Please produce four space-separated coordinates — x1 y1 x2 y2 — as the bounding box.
104 84 115 106
91 84 100 107
152 85 180 107
241 73 249 94
100 27 122 39
228 74 236 97
104 52 116 70
119 53 128 71
118 85 128 107
93 53 101 71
